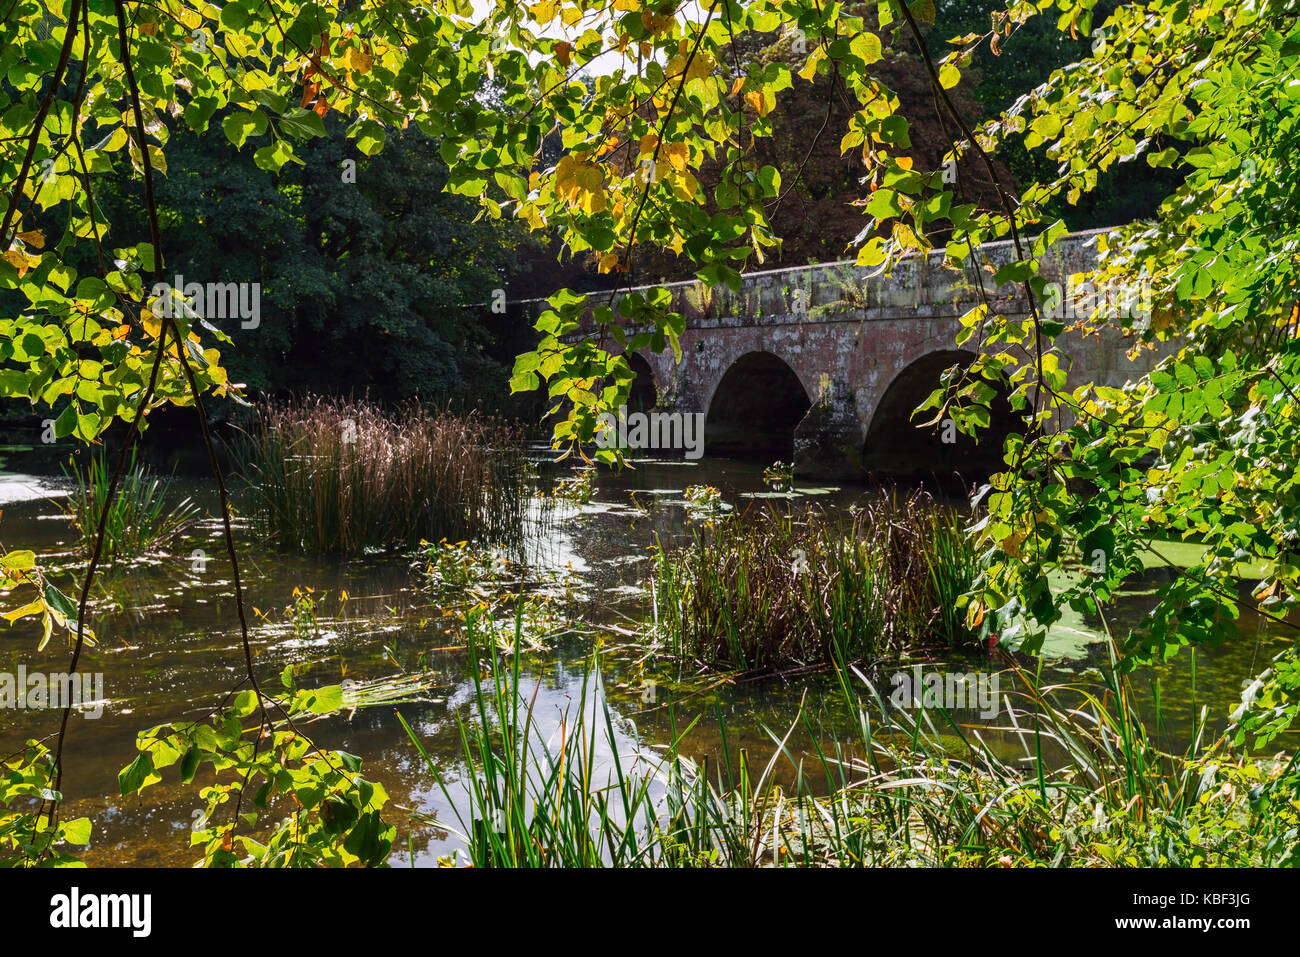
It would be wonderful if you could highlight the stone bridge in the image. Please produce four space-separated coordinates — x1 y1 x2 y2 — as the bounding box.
546 227 1155 480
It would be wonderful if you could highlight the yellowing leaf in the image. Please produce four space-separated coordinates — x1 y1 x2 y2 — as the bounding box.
850 32 883 65
669 169 699 201
663 142 689 172
343 46 372 74
2 249 37 277
531 0 558 25
685 52 716 83
641 10 673 33
798 47 825 82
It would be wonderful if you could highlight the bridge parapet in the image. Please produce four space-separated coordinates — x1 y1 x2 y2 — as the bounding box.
553 227 1110 334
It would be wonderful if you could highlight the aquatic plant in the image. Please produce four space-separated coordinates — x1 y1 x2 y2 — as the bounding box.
235 397 527 555
651 491 980 672
285 585 324 642
400 612 757 867
405 625 1300 868
341 671 444 710
789 659 1300 868
417 539 521 602
58 448 198 564
468 594 577 655
683 484 726 518
546 466 596 505
762 461 795 493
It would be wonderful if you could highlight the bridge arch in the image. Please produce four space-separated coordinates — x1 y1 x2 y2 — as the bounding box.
625 352 658 413
862 349 1019 481
705 351 811 459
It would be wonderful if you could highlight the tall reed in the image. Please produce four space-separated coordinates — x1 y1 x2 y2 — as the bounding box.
399 612 767 867
236 397 527 555
406 622 1299 867
652 490 980 672
58 448 198 563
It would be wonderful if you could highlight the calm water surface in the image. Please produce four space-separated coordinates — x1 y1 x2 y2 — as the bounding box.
0 451 1291 865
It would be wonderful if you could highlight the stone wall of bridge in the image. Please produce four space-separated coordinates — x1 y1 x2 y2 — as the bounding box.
546 228 1160 479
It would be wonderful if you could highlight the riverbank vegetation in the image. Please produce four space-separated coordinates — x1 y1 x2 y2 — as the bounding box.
2 0 1299 874
236 398 527 555
650 492 980 671
58 449 198 564
406 616 1299 867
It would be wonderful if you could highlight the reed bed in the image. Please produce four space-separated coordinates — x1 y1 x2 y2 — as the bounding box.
59 448 198 563
651 490 980 672
400 612 760 867
236 397 527 555
404 615 1299 868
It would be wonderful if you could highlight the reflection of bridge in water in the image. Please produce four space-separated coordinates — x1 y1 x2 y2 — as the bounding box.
545 228 1156 480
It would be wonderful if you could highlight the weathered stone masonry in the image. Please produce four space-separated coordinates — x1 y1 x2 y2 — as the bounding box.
548 228 1157 479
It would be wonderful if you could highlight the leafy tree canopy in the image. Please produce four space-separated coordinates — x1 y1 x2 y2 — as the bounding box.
4 0 1300 853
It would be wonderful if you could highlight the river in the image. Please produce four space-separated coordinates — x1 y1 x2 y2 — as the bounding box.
0 448 1291 866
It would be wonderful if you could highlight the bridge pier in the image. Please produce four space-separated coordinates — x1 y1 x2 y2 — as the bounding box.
792 378 865 481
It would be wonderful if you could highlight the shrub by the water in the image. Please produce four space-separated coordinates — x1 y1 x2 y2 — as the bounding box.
651 490 980 671
237 397 527 555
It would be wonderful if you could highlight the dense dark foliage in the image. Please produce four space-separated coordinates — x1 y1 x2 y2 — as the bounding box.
81 118 535 403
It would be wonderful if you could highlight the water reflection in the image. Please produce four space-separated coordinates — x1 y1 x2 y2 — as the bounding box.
0 457 1292 866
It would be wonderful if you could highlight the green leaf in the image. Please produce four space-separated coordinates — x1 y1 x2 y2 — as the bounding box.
510 372 539 393
60 817 93 846
865 188 905 219
993 260 1033 285
278 108 327 141
353 120 387 156
222 110 267 148
254 140 299 172
297 684 344 715
118 753 154 796
43 581 77 620
338 751 363 773
219 0 252 30
178 746 200 784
